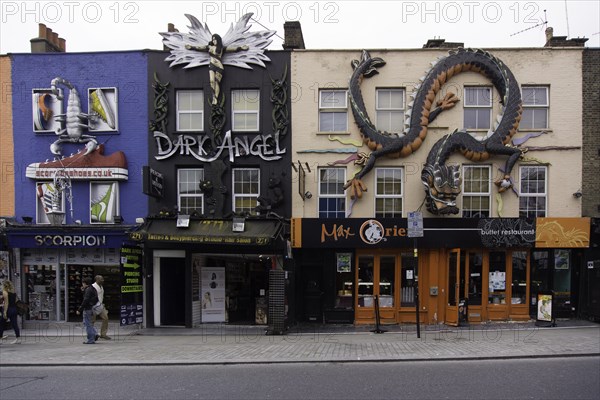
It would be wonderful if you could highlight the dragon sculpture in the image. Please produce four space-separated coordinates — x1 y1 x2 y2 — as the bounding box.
346 49 523 215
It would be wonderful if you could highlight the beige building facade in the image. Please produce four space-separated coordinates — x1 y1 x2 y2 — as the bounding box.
290 46 589 326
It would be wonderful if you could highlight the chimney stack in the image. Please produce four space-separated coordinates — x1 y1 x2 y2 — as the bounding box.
163 23 179 51
544 26 588 47
30 23 66 52
283 21 305 50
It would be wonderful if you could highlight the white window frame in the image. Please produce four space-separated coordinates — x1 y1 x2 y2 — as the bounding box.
318 167 346 218
232 168 260 214
36 182 66 224
176 90 204 131
375 167 403 218
461 165 491 218
376 89 405 133
464 87 492 130
90 181 119 224
232 89 260 132
177 168 205 215
319 89 348 132
519 165 547 218
521 86 549 129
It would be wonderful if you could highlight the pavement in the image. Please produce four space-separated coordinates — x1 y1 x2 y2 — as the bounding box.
0 319 598 366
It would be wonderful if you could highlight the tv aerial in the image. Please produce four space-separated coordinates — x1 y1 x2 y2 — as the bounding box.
510 9 548 37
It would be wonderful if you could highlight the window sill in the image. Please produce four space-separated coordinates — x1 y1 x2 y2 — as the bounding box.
316 131 351 135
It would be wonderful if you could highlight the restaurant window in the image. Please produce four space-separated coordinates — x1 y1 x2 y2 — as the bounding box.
464 87 492 130
462 165 491 218
318 168 346 218
376 89 404 132
468 251 483 306
379 255 395 308
511 251 528 305
521 86 548 129
375 167 403 218
488 251 506 305
357 255 374 307
519 165 547 218
319 90 348 132
177 169 204 215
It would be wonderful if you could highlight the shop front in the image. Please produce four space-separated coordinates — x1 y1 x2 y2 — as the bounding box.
292 217 590 326
5 223 132 325
131 217 291 328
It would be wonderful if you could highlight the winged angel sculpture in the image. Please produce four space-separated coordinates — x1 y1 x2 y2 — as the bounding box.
161 13 275 105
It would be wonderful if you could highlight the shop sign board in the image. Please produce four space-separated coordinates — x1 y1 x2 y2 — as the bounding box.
407 212 423 238
535 291 555 327
120 246 143 326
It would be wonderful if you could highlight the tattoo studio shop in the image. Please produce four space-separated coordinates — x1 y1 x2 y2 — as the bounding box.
130 217 290 328
291 217 590 326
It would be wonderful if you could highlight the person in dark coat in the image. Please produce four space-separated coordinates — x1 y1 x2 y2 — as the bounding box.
76 277 99 344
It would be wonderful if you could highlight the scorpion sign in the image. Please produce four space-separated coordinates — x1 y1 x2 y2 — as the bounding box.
50 77 99 156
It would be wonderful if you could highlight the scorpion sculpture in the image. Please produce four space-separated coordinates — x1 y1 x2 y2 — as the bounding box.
346 49 523 215
50 77 99 156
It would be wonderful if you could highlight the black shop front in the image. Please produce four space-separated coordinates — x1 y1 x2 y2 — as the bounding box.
131 217 292 328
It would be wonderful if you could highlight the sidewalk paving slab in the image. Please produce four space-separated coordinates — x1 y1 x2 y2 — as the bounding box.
1 320 598 366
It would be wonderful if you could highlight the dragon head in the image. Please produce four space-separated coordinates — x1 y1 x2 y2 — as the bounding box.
421 163 462 215
351 50 386 78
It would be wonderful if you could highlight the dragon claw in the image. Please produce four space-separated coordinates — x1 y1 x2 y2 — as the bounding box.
437 92 460 110
344 178 368 199
495 175 513 193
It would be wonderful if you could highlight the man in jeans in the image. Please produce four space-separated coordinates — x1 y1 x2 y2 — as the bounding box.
76 277 99 344
92 275 111 340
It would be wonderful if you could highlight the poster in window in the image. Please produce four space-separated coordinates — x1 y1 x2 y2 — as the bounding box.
489 271 506 291
337 253 352 273
202 267 225 322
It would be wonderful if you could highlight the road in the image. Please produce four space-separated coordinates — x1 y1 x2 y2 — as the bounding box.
1 356 598 400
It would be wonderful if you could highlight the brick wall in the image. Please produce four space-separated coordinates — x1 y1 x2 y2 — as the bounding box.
582 49 600 217
0 55 14 216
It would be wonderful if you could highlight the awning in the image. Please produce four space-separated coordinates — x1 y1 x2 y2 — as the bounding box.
130 218 284 247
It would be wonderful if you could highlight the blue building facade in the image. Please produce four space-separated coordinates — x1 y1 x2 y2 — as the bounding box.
6 50 148 324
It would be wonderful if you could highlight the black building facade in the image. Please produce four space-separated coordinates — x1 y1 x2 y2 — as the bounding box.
139 44 293 328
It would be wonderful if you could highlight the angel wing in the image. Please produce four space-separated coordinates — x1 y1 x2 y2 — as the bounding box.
160 13 275 70
161 13 213 69
221 13 276 69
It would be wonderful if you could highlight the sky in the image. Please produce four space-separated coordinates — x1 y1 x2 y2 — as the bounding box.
1 0 599 53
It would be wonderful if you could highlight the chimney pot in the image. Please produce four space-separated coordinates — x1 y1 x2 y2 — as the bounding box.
59 37 66 51
51 32 59 46
38 23 47 38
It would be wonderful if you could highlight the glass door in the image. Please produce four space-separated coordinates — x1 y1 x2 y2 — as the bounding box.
446 249 460 326
355 253 398 324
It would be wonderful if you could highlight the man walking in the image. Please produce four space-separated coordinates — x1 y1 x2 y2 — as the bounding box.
92 275 111 340
76 277 99 344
